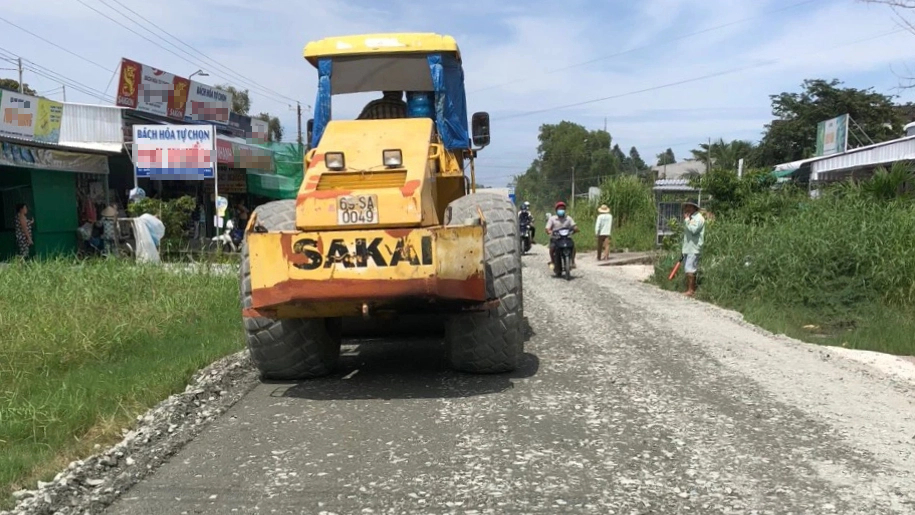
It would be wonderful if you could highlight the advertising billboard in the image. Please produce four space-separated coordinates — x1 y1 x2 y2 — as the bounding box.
116 58 233 125
0 90 63 143
815 114 849 157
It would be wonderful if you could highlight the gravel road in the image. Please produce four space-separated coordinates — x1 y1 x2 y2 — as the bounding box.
105 246 915 514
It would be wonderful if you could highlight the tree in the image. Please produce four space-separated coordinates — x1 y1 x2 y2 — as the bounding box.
656 148 676 166
756 79 903 165
256 113 283 142
219 83 285 141
690 138 758 170
611 144 630 172
629 147 647 171
218 84 251 115
512 121 622 208
0 78 36 96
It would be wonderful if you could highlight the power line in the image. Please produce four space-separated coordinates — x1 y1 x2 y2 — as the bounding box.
0 47 114 103
75 0 298 109
0 15 115 73
103 0 299 105
24 67 112 103
496 28 906 121
471 0 824 93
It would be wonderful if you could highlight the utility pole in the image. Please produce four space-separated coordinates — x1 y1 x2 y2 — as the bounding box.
706 137 712 173
62 85 66 102
296 102 303 146
17 58 23 93
571 164 576 209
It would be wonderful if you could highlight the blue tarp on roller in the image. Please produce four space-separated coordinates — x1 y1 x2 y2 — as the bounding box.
310 53 470 150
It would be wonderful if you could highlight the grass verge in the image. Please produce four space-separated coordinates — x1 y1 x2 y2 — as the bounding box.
651 188 915 356
0 259 243 507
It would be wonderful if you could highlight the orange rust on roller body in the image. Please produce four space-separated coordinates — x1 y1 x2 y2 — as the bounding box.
278 233 324 268
297 189 350 202
400 179 421 197
248 274 487 311
383 228 413 238
307 153 325 169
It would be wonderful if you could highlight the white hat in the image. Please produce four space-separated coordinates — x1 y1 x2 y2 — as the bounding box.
128 187 146 202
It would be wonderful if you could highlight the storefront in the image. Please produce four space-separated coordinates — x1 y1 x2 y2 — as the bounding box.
130 133 275 239
0 138 113 260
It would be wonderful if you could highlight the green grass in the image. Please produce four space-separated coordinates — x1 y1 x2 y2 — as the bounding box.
651 186 915 356
0 259 244 506
532 175 657 253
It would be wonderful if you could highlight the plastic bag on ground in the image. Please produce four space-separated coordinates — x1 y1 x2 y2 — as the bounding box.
138 214 165 248
132 214 165 264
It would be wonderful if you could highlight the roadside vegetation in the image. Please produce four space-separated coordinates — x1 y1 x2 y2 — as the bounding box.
0 259 243 507
653 163 915 356
532 174 657 252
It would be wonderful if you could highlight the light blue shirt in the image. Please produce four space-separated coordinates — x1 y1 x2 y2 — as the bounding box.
595 213 613 236
681 212 705 255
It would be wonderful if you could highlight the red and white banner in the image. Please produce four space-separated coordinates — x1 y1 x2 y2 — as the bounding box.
116 58 233 124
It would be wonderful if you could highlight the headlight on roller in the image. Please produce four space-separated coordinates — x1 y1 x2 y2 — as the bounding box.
325 152 345 171
383 149 402 168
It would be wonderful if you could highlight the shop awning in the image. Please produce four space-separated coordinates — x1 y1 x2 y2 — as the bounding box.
247 171 300 199
0 137 110 174
248 142 306 199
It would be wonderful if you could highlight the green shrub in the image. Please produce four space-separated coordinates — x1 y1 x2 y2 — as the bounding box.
127 196 197 246
653 170 915 355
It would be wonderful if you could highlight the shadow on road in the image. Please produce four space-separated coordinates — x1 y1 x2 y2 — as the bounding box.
271 317 538 402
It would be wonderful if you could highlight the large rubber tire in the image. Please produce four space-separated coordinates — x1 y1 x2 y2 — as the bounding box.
240 200 341 380
445 193 524 373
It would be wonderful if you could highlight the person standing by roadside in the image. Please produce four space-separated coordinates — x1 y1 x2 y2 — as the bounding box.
14 203 34 260
595 204 613 261
682 201 705 297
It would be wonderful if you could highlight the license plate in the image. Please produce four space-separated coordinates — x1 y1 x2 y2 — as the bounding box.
337 195 379 225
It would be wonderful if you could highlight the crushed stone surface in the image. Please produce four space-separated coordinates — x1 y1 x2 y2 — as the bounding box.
9 245 915 514
3 352 258 515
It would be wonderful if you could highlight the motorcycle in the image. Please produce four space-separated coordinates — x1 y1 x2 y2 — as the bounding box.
212 219 243 252
519 220 533 254
552 228 574 280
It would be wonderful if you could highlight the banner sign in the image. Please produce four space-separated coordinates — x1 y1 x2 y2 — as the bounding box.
116 58 233 124
186 82 232 123
215 136 275 171
815 114 849 157
132 124 215 179
0 89 64 144
0 141 109 174
250 118 268 143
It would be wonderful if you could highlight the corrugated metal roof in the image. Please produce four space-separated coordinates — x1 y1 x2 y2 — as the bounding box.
653 178 698 192
773 157 815 171
58 103 125 153
811 134 915 177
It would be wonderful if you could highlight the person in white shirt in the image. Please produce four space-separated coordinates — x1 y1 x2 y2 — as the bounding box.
595 204 613 261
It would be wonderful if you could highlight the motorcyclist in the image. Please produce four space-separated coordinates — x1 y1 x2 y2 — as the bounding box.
545 201 579 269
518 201 535 240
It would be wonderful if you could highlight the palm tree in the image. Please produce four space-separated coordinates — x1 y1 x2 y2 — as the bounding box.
691 139 757 171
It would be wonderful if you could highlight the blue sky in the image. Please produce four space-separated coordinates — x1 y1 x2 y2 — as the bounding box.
2 0 915 186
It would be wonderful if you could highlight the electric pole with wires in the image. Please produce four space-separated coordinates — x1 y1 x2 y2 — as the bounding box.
297 102 303 146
